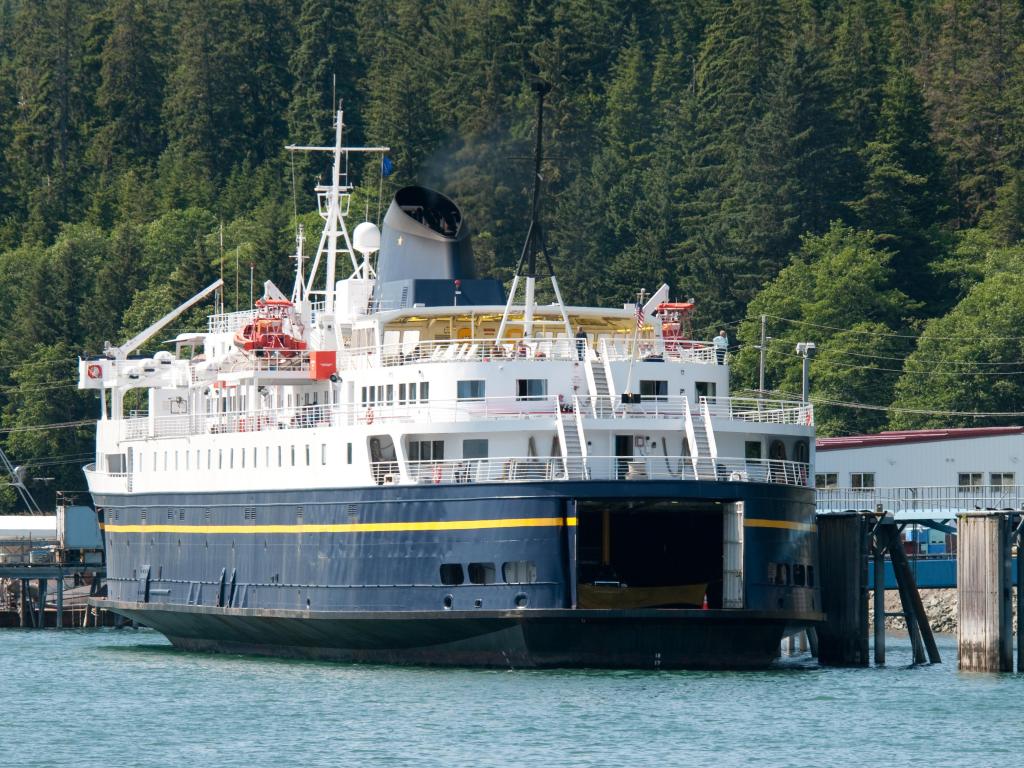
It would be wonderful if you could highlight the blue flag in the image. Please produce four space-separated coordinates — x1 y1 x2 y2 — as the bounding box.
381 156 395 178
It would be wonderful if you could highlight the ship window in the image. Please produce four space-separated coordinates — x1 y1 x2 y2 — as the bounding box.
277 445 282 467
468 562 496 584
207 449 211 469
745 441 762 460
175 451 179 471
695 381 717 402
991 472 1015 488
815 473 838 489
265 447 270 467
639 380 668 401
185 451 190 470
793 564 806 586
409 440 444 461
291 445 296 466
463 439 488 459
321 444 327 465
305 444 311 466
240 448 245 468
218 449 223 470
252 447 257 468
377 385 384 403
440 564 464 586
163 451 168 471
409 382 417 402
502 561 537 584
230 449 234 469
852 472 875 490
153 453 157 471
420 382 429 401
457 380 485 400
347 443 352 464
399 383 407 404
361 386 368 407
516 379 548 400
386 384 394 404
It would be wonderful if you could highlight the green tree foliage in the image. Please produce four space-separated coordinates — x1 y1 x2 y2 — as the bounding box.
6 0 1024 507
732 224 914 435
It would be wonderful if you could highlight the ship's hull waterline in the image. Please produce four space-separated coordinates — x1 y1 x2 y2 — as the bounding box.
89 479 821 669
101 600 823 669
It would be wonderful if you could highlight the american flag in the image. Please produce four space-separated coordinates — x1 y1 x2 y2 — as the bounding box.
635 300 645 329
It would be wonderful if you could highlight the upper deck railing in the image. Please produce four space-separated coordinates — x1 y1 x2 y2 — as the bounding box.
117 393 812 441
207 309 256 333
816 485 1024 516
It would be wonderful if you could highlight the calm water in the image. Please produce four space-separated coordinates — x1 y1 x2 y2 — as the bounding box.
0 629 1019 767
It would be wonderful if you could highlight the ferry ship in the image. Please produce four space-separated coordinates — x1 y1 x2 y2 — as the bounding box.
79 102 821 668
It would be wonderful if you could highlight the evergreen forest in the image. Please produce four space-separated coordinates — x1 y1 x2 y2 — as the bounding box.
2 0 1024 509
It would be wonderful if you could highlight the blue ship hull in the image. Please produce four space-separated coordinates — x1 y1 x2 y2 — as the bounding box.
91 479 821 668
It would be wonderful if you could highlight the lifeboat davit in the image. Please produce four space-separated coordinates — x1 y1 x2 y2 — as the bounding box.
233 298 307 356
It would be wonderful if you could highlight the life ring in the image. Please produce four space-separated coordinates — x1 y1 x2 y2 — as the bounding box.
432 464 443 484
365 407 374 425
86 364 102 379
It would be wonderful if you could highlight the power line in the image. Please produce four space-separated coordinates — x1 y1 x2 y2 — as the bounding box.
0 419 96 436
763 314 1024 342
772 389 1024 418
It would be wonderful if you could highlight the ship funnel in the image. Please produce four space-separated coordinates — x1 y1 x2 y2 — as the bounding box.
373 186 504 308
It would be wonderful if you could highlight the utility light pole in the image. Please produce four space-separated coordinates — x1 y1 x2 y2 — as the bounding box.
795 342 817 403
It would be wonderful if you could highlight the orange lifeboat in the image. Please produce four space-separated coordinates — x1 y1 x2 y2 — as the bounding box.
233 298 307 356
654 301 697 351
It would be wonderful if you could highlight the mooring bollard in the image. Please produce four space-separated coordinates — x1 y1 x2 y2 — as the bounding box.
957 512 1013 672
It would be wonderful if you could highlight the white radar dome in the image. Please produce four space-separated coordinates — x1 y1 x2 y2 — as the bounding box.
353 221 381 256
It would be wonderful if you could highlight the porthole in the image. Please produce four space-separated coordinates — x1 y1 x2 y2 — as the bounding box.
443 594 453 609
514 593 528 609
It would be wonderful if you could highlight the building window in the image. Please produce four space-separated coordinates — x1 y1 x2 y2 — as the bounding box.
815 473 838 489
468 562 496 584
695 381 717 402
457 380 484 400
990 472 1015 488
639 380 668 401
463 439 488 459
958 472 983 491
851 472 875 490
516 379 548 400
745 441 762 460
439 564 464 586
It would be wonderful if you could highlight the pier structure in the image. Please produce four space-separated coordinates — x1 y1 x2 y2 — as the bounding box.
817 486 1024 672
0 500 107 628
816 509 939 666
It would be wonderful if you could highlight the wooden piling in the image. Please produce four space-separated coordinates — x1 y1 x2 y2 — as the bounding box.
882 523 941 664
817 513 870 666
957 513 1013 672
873 537 886 665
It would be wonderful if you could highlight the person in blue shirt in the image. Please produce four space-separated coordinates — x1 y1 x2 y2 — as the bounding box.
713 330 728 364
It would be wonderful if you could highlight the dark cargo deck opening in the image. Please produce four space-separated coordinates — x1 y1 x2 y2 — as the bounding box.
575 500 727 609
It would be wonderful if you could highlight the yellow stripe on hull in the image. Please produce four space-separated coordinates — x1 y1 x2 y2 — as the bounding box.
744 518 816 533
101 516 578 535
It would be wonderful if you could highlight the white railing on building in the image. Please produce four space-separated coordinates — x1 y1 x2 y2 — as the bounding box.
816 485 1024 515
700 396 813 426
207 309 257 333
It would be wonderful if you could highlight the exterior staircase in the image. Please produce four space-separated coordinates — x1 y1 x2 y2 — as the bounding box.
585 341 616 417
685 398 717 480
556 401 589 479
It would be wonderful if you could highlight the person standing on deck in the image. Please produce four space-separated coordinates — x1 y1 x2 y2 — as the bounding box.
713 330 729 365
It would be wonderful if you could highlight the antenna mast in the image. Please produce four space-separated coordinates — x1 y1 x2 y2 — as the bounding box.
496 82 573 344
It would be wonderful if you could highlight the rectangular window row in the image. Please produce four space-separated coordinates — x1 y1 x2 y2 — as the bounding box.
439 561 538 586
361 382 430 407
768 562 814 588
138 442 353 472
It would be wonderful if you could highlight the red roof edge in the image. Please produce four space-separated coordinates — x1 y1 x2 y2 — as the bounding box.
816 426 1024 451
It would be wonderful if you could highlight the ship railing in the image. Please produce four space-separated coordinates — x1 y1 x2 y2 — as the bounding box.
595 337 718 365
218 350 311 374
82 462 129 492
816 484 1024 515
573 394 687 419
699 396 813 426
337 337 580 370
360 395 563 424
207 308 257 333
397 455 811 487
122 403 341 440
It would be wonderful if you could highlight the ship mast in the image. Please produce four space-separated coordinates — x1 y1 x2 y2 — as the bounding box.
496 82 573 345
285 102 389 313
